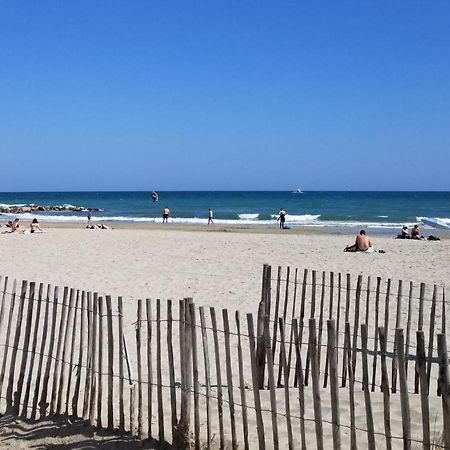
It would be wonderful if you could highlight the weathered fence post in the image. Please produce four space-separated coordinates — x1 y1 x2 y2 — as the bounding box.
247 313 265 450
396 328 411 450
437 334 450 449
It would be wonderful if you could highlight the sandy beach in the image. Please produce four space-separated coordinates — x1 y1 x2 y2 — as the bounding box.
0 224 448 310
0 224 448 449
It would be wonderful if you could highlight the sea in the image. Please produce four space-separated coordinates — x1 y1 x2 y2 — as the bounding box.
1 191 450 233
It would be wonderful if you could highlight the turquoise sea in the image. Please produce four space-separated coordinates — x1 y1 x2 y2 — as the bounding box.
1 191 450 231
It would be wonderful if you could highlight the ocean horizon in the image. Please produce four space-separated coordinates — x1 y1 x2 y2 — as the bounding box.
1 190 450 230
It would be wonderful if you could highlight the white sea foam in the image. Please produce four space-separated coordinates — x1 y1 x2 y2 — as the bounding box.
238 213 260 220
1 211 446 230
0 203 28 208
270 213 321 223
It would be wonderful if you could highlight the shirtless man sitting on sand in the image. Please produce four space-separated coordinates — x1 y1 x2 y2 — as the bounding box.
356 230 372 251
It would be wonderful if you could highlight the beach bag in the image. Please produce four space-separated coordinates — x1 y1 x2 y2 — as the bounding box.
427 235 440 241
344 243 358 252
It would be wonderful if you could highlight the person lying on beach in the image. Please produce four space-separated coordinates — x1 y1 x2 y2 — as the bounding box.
30 218 44 233
1 218 20 234
86 223 110 229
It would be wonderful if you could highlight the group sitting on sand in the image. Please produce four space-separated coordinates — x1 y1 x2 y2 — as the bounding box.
2 218 44 234
396 224 440 241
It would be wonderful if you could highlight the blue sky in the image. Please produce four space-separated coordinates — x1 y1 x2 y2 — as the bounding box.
1 1 450 191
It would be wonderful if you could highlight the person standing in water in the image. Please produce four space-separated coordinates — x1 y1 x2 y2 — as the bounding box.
208 208 214 225
162 206 170 223
277 208 286 229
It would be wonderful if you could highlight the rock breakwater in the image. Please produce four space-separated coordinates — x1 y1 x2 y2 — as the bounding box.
0 204 101 214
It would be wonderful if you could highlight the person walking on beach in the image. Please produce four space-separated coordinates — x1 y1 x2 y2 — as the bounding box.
277 208 286 229
208 208 214 225
87 209 92 223
162 206 170 223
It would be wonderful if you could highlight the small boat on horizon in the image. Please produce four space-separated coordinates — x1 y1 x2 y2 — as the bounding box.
292 188 304 194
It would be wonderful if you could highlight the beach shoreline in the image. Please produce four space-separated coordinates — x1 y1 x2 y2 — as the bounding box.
2 218 450 238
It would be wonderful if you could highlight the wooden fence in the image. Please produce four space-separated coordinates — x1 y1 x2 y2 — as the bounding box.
257 264 448 394
0 270 449 449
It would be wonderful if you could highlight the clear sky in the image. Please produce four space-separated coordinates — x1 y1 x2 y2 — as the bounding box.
1 1 450 191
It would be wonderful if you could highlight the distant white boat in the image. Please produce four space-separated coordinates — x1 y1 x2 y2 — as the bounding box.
292 188 304 194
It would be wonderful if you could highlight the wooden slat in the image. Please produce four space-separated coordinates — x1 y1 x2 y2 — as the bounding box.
247 313 265 450
396 328 411 450
31 284 51 420
371 277 382 392
323 271 335 389
263 315 279 450
309 318 323 450
166 300 176 441
200 307 212 450
40 285 60 417
156 298 164 442
279 320 293 450
56 288 75 415
106 295 114 429
191 303 201 450
96 296 104 428
293 319 306 450
6 280 28 411
426 285 437 389
361 324 375 450
118 297 125 433
235 311 249 450
222 309 237 450
210 306 224 449
271 266 282 361
317 271 326 371
50 286 69 415
378 326 392 450
136 299 143 438
65 290 80 415
327 319 340 450
391 280 403 393
294 269 308 388
404 282 414 378
0 280 17 399
345 322 357 450
286 268 299 385
88 293 98 425
415 283 426 394
180 298 193 447
22 283 43 416
416 331 430 450
72 291 86 418
351 275 362 377
341 273 351 387
437 334 450 449
82 292 93 420
305 270 317 387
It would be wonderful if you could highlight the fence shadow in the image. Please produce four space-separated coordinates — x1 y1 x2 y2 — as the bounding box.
0 414 169 449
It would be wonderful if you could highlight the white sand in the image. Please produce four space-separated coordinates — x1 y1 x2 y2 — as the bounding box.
0 226 448 449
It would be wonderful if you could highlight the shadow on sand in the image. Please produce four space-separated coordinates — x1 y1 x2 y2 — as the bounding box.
0 414 176 449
